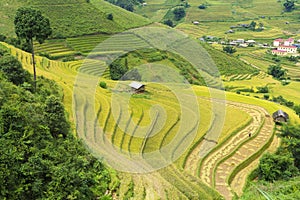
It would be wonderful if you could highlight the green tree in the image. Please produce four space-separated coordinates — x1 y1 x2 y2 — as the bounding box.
280 124 300 168
267 64 287 79
164 19 174 27
294 105 300 117
173 7 186 21
257 152 298 181
223 45 236 54
283 0 296 12
109 58 129 80
198 4 207 9
107 13 114 20
14 7 52 90
0 55 31 85
44 95 70 138
249 21 256 31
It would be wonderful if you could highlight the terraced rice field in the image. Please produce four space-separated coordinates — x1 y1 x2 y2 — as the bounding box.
3 41 300 199
34 40 77 58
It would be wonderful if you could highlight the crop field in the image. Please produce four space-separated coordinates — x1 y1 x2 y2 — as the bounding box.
0 0 150 38
4 41 300 199
134 0 182 22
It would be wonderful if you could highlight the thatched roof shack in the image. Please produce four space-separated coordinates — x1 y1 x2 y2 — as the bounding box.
129 81 145 93
272 110 289 123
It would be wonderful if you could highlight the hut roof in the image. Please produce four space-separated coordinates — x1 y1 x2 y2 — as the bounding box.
129 81 144 89
272 110 289 120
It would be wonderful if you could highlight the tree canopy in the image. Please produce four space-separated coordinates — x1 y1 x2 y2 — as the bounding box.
283 0 296 12
14 7 52 90
0 47 117 199
267 64 287 79
14 7 52 45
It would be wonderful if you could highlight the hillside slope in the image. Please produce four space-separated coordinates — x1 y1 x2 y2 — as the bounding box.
0 0 150 38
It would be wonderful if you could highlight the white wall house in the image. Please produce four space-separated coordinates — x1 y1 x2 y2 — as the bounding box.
273 39 282 47
278 46 297 53
272 38 297 56
284 38 294 46
271 50 287 56
273 38 294 47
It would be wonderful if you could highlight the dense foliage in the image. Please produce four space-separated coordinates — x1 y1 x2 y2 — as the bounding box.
223 45 237 54
267 64 287 79
108 48 205 85
283 0 296 12
14 7 52 89
105 0 144 12
254 124 300 182
202 44 259 76
0 50 116 199
173 7 186 21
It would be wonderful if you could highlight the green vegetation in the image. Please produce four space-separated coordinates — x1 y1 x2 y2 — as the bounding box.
242 123 300 198
223 45 237 54
14 7 52 89
0 0 150 38
267 64 287 80
108 48 206 85
105 0 144 12
2 0 300 198
283 0 296 12
173 7 186 21
203 44 259 77
0 50 115 199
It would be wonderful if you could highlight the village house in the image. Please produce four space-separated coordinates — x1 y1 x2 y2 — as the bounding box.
272 38 298 56
273 38 294 47
245 39 256 44
272 110 289 123
129 81 145 93
277 45 297 53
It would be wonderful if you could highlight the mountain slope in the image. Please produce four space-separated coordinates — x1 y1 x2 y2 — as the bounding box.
0 0 150 38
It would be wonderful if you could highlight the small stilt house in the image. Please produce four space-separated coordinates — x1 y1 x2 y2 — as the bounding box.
129 81 145 93
272 110 289 123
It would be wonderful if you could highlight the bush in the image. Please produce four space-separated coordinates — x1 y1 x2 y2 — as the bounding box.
99 81 107 89
107 13 113 20
164 19 174 27
223 45 236 54
256 85 269 93
257 152 298 181
173 7 186 21
198 4 207 9
263 94 270 100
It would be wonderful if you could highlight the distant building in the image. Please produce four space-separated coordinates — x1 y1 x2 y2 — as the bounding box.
239 43 248 48
271 49 287 56
129 81 145 93
245 39 256 44
277 45 297 53
272 110 289 123
236 39 245 43
193 21 200 25
272 38 297 56
273 38 294 47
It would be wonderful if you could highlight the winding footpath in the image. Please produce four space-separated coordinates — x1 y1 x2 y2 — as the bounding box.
184 99 275 200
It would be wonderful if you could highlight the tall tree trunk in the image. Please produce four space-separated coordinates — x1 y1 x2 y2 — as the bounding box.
30 39 36 91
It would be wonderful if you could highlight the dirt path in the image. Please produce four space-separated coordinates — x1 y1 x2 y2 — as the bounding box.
185 99 275 200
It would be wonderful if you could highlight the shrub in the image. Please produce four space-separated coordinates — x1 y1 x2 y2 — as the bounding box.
198 4 207 9
99 81 107 89
256 85 269 93
173 7 186 21
263 94 270 100
164 19 174 27
107 13 113 20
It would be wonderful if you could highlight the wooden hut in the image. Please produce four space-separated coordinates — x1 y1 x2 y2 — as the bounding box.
272 110 289 123
129 81 145 93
